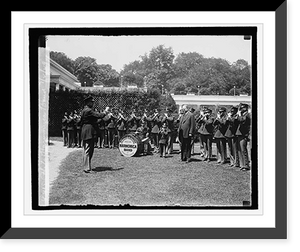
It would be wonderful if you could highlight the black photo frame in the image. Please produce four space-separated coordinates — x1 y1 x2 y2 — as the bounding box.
5 3 287 239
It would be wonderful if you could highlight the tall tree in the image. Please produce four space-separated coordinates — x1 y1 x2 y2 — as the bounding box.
50 51 75 74
73 56 99 87
143 45 175 92
96 64 120 87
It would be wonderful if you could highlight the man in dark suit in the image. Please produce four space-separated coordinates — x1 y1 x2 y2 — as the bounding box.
178 105 196 163
80 96 107 173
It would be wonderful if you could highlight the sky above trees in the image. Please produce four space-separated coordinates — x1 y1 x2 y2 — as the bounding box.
48 36 252 96
47 35 251 72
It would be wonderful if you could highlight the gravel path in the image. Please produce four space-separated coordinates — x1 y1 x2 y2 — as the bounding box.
48 141 81 189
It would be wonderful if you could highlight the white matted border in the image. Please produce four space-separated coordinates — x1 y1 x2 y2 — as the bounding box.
12 12 274 228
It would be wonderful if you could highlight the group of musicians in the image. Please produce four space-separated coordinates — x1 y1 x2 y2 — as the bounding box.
61 96 251 173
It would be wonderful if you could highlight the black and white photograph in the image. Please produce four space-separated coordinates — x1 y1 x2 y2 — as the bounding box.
32 27 257 209
7 5 290 243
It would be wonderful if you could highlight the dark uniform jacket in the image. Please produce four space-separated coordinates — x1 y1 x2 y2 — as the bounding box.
148 115 161 134
236 113 251 137
97 117 106 131
196 116 214 135
224 115 239 138
80 107 105 141
161 115 175 133
75 116 82 130
116 117 127 131
62 117 68 130
127 116 141 131
106 115 118 130
178 111 196 139
159 128 169 144
67 117 75 131
213 117 227 138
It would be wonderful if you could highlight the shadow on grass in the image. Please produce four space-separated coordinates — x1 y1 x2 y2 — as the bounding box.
92 166 124 172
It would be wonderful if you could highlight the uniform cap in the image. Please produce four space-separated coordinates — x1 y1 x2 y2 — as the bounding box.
239 103 249 109
218 107 227 113
230 106 238 113
83 95 95 103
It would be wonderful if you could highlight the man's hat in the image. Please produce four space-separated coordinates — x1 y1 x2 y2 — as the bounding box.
83 95 95 103
204 108 212 114
230 106 238 113
239 103 249 110
218 107 227 113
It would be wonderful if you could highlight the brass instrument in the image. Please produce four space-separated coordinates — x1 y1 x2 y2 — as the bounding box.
160 125 168 135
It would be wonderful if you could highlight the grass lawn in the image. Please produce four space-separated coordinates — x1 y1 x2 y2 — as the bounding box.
49 141 251 207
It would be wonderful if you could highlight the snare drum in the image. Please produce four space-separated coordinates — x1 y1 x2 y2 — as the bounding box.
119 134 143 157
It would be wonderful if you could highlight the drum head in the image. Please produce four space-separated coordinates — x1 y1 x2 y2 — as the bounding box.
119 134 139 157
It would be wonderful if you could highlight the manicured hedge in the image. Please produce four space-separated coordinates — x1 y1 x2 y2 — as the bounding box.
48 89 176 136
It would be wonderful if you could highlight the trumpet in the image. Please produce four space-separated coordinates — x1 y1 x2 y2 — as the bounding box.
160 126 168 134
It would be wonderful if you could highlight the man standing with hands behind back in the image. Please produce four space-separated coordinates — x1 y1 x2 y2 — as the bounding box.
178 105 196 163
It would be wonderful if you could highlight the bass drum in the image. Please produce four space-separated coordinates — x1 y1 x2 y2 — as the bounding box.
119 134 144 157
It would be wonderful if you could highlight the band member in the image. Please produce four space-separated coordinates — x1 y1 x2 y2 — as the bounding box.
96 110 106 148
61 112 68 146
116 110 127 143
236 103 251 171
213 107 228 164
159 122 169 158
189 107 196 155
93 108 100 148
225 106 239 167
148 109 161 152
196 108 214 162
178 105 196 163
127 109 140 133
81 96 107 173
135 120 152 155
105 108 118 148
74 111 82 148
161 107 175 154
175 108 185 154
67 112 75 148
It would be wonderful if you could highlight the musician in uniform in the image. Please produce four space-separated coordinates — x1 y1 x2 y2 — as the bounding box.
116 109 127 145
127 109 140 133
161 107 175 154
105 108 118 148
196 108 214 162
189 107 196 155
61 112 68 146
225 106 239 167
96 110 106 148
159 122 169 158
213 107 228 164
67 112 75 148
236 103 251 171
178 105 196 163
175 108 185 154
148 109 161 152
74 110 82 148
80 96 107 173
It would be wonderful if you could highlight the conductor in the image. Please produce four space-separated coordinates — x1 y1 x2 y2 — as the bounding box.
81 96 107 173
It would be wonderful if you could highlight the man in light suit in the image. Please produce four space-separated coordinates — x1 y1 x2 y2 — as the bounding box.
178 105 196 163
